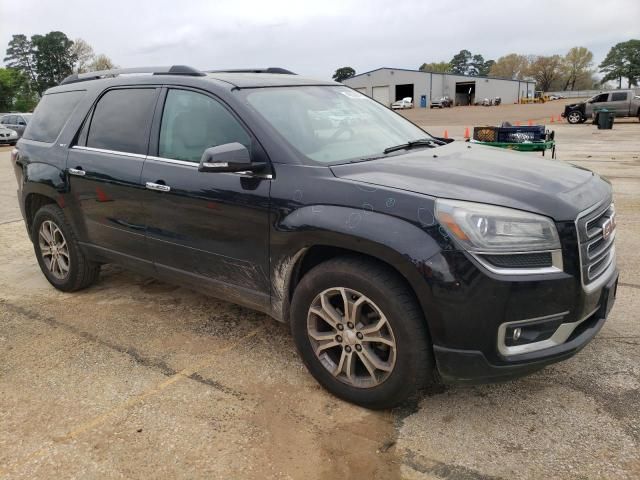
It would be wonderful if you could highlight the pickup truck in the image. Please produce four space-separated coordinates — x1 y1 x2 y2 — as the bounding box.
562 90 640 124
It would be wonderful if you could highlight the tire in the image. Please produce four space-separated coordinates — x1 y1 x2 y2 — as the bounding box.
290 256 433 409
32 204 100 292
566 111 583 124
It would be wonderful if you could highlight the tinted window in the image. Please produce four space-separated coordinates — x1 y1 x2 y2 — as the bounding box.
87 88 157 154
159 89 250 162
611 92 628 101
23 91 86 142
592 93 609 103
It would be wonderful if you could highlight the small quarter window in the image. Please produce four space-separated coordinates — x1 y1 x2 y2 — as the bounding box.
23 91 86 143
159 89 250 163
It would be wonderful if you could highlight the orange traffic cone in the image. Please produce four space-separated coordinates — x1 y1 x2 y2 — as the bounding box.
557 115 562 122
464 127 470 139
528 119 533 126
443 130 449 139
515 121 521 126
550 116 555 123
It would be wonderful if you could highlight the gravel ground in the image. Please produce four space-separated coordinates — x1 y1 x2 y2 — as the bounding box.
0 111 638 479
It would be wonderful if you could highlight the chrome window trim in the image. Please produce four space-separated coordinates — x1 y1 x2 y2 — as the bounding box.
71 145 146 159
71 149 273 178
145 155 198 167
497 307 597 356
470 249 563 276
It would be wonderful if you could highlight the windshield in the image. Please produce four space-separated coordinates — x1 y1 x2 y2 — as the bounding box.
245 86 434 164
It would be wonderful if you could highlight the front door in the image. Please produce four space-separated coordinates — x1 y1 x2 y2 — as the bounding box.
141 88 271 311
66 87 159 271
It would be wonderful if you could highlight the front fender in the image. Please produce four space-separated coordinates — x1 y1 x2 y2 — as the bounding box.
271 204 446 326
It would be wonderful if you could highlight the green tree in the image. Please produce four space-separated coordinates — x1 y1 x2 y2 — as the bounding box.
418 61 450 73
0 68 38 111
527 55 563 91
332 66 356 83
3 34 37 88
31 31 77 94
449 49 472 75
562 47 594 90
599 40 640 88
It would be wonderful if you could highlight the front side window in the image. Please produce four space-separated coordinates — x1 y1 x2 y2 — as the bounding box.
245 86 432 165
87 88 157 154
591 93 609 103
23 90 86 143
159 89 250 162
611 92 628 101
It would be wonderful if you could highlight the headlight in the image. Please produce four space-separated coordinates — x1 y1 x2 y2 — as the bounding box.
435 199 560 253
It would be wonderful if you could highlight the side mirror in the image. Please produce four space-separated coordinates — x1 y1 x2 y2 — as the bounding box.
198 142 264 173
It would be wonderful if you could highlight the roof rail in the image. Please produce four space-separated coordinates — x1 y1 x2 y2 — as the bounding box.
59 65 206 85
207 68 296 75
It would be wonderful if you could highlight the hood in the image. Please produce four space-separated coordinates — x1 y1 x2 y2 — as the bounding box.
330 141 611 221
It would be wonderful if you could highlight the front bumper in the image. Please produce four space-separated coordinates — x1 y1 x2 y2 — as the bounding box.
433 268 618 384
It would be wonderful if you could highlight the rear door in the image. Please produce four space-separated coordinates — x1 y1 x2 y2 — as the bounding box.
13 115 28 137
609 91 629 116
66 87 159 271
140 87 271 310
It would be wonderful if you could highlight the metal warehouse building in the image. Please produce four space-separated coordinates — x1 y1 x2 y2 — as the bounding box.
344 68 536 107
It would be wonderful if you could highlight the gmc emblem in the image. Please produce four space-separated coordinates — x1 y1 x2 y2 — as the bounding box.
602 214 616 240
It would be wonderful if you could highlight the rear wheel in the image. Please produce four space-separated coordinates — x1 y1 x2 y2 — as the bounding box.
32 204 100 291
567 111 583 124
291 256 432 409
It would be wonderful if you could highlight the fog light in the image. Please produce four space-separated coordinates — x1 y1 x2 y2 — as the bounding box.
512 328 522 341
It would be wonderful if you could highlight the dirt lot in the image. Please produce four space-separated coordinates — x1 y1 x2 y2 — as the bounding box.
1 105 639 479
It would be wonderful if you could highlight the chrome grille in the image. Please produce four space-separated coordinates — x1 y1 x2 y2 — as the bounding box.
576 202 616 284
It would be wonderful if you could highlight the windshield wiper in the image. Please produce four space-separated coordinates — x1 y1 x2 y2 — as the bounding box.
383 138 439 155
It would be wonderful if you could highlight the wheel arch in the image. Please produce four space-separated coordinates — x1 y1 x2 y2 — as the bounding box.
271 205 443 339
20 163 68 238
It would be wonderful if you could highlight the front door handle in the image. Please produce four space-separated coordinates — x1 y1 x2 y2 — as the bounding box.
146 181 171 192
68 167 86 177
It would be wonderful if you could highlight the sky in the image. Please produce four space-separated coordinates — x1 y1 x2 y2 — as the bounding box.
1 0 639 80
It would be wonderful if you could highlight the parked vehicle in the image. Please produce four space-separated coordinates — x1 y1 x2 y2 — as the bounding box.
0 113 32 138
562 90 640 124
548 94 564 100
13 66 618 409
430 96 452 108
0 125 19 145
391 97 413 109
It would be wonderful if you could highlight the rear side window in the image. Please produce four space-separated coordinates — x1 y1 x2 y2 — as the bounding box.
611 92 628 101
23 91 86 143
87 88 158 155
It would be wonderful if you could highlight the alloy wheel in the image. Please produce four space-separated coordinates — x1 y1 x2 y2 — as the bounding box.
306 287 397 388
38 220 70 280
568 112 582 124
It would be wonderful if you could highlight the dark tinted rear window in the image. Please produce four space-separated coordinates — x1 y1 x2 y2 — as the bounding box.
87 88 157 154
611 92 628 101
23 90 86 142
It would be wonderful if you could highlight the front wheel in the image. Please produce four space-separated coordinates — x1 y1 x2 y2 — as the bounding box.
290 256 433 409
566 111 583 124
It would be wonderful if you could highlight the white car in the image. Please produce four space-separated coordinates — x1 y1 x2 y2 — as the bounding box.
0 125 18 145
391 97 413 109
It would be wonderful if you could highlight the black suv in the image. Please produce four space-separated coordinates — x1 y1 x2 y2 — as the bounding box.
12 66 618 408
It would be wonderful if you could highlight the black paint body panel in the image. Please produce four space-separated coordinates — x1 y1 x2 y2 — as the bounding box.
12 72 617 384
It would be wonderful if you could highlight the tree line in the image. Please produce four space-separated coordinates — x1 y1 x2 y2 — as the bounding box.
333 39 640 91
0 31 116 112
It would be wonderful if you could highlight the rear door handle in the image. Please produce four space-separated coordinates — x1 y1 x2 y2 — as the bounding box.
68 167 86 177
146 181 171 192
